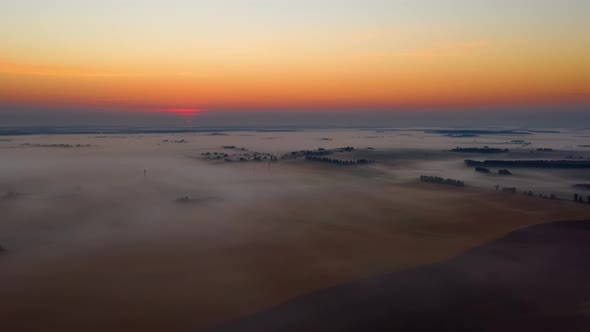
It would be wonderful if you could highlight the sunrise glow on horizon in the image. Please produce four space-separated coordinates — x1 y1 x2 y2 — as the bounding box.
1 0 589 116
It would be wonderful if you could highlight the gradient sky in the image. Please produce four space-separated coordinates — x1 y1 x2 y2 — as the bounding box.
1 0 589 119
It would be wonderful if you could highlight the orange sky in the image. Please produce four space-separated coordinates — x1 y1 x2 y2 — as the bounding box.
1 1 589 114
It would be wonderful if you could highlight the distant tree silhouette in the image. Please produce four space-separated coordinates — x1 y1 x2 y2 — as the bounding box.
419 175 464 187
475 167 491 173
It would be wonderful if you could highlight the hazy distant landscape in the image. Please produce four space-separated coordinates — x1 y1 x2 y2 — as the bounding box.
2 127 590 331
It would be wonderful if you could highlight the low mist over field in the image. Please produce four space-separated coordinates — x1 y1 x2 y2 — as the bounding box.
2 128 590 331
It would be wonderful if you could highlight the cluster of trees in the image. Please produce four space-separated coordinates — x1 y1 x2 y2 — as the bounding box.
334 147 355 152
222 146 247 151
201 152 229 159
574 194 590 204
201 145 278 162
305 156 374 165
162 139 187 143
240 153 277 162
21 143 93 148
283 148 332 159
499 187 590 203
450 147 509 154
282 147 358 160
522 191 557 200
495 185 557 199
202 151 277 162
176 196 191 203
304 148 333 157
465 159 590 168
473 166 512 175
475 167 491 173
212 152 277 162
430 129 530 136
420 175 465 187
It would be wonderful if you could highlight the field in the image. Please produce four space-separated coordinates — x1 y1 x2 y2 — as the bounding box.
1 128 590 331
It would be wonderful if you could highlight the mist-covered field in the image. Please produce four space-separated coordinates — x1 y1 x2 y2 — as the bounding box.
1 128 590 331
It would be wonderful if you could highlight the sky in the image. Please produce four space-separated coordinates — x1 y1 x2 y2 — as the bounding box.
0 0 589 124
